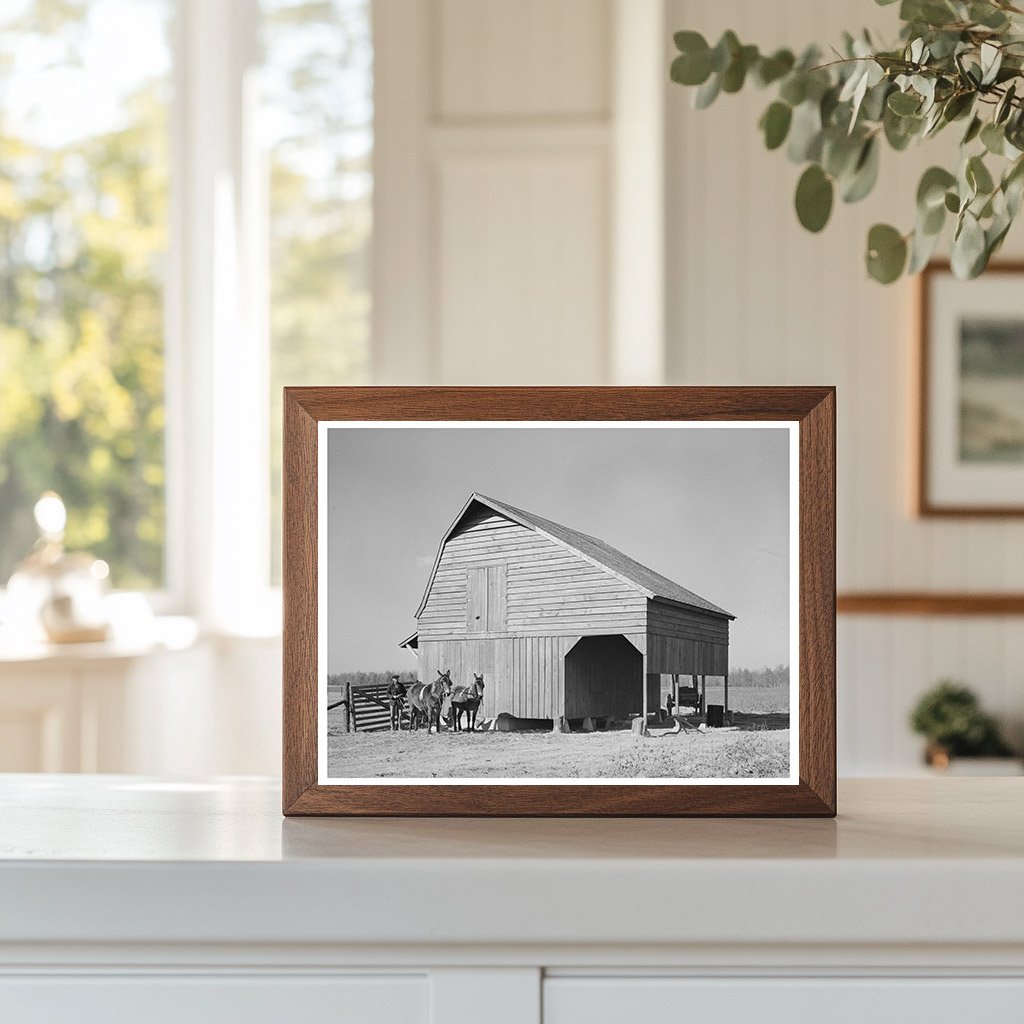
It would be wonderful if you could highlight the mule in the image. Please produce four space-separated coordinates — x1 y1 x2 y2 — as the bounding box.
449 673 485 732
406 670 450 734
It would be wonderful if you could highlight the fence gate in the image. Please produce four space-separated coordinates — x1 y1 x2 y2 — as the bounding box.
349 683 393 732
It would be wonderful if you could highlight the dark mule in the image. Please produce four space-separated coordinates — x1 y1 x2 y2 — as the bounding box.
450 673 485 732
407 670 450 734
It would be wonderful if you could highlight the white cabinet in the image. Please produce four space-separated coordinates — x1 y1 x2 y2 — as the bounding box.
1 777 1022 1024
545 978 1024 1024
1 975 428 1024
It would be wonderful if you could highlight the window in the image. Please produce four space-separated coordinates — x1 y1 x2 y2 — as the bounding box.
0 0 172 589
261 0 373 581
0 0 374 619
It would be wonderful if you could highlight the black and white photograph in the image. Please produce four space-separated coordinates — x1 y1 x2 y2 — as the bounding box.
319 423 798 785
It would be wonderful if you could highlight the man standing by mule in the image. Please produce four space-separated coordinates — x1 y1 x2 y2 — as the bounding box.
388 674 406 731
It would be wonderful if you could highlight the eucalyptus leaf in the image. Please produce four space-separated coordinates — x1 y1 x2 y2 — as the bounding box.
981 122 1006 155
917 166 957 210
884 106 921 150
967 154 995 195
996 82 1017 124
822 128 863 178
795 164 834 232
866 223 908 283
842 137 881 203
922 201 945 235
942 92 974 122
951 212 987 278
694 73 721 109
888 90 921 115
1004 158 1024 216
779 72 808 106
860 79 892 122
671 52 711 87
787 101 823 162
754 49 795 87
760 101 793 150
980 42 1002 86
721 44 758 92
908 222 942 273
710 31 740 73
970 2 1009 29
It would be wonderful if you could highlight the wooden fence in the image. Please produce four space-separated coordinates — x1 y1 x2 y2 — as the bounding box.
349 682 394 732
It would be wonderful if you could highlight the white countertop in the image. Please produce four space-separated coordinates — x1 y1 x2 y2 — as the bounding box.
1 775 1022 952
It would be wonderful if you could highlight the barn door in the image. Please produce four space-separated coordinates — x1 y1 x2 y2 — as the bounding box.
467 565 506 632
487 563 507 630
467 568 486 631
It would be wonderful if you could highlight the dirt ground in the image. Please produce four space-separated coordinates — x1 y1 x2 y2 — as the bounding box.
327 725 791 780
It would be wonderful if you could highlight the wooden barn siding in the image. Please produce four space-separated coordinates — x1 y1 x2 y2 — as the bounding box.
646 634 728 677
564 635 643 720
417 635 581 718
646 600 729 644
417 508 646 640
645 599 729 676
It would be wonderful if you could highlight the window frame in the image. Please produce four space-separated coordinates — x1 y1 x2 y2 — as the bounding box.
162 0 278 633
73 0 371 633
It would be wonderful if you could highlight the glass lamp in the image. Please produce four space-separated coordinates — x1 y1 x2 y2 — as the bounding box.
5 493 111 644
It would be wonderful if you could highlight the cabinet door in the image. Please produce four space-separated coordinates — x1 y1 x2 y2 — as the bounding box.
544 977 1024 1024
0 974 427 1024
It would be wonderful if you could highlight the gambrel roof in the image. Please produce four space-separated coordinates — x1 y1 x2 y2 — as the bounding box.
414 493 734 620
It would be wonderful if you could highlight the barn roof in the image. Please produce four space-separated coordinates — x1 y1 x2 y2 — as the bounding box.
414 492 734 620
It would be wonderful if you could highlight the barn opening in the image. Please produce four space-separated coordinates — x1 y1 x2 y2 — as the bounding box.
564 635 643 722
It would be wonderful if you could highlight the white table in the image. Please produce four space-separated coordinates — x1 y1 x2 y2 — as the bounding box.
1 776 1023 1023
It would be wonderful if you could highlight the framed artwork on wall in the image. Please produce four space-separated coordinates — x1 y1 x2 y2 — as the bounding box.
282 387 836 817
918 261 1024 517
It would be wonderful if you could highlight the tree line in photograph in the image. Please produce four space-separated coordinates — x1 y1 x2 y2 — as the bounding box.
328 665 790 693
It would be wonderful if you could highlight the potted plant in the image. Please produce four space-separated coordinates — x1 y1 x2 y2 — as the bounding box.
909 680 1017 771
670 0 1024 283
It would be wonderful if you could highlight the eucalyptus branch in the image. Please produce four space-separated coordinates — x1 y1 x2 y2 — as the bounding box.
670 0 1024 283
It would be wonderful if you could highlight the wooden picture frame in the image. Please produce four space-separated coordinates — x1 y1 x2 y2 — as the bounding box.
917 260 1024 517
283 387 836 817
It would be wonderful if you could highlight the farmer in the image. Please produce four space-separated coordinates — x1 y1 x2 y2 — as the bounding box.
665 689 676 719
387 675 406 731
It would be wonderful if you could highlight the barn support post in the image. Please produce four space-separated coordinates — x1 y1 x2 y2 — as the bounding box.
641 654 648 727
724 672 729 719
342 682 351 733
700 675 706 718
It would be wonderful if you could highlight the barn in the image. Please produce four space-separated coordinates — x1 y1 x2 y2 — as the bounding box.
399 493 734 726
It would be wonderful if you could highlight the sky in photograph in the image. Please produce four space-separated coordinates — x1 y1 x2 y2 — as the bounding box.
326 426 792 674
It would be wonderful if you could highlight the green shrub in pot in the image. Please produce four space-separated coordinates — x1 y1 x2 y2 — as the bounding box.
909 680 1014 765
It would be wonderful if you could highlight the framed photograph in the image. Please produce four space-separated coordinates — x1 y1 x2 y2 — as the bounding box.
283 387 835 816
918 261 1024 516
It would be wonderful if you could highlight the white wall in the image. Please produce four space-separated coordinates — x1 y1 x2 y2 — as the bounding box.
665 0 1024 772
373 0 666 386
